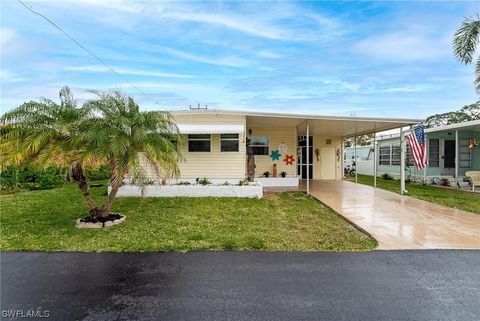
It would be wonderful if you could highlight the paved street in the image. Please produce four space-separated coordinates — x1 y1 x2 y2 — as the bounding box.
1 251 479 321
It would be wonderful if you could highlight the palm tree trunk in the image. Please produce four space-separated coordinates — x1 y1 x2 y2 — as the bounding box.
97 179 122 217
71 163 96 216
97 161 124 217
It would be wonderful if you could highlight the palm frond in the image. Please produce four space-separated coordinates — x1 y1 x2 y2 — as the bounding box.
453 14 480 64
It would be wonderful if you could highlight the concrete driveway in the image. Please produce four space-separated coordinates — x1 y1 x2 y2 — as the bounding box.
1 251 479 321
308 180 480 249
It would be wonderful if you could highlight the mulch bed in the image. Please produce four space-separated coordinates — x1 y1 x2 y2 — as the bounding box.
79 213 123 224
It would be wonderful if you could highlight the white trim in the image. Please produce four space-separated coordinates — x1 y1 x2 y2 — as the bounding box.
177 123 244 134
170 109 421 124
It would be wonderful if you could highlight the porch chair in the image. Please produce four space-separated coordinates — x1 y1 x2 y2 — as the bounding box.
465 171 480 192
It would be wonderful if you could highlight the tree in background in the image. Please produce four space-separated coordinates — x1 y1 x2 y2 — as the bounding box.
344 134 374 147
454 13 480 93
1 86 181 219
425 101 480 128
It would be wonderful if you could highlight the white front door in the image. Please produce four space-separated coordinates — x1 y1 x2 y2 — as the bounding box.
319 147 336 179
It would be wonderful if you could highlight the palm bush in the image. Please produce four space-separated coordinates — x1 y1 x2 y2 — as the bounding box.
1 86 181 219
453 13 480 93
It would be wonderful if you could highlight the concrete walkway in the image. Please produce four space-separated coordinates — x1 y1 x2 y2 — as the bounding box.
307 180 480 249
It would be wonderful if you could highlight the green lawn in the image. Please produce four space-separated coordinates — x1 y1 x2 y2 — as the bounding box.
346 174 480 214
0 183 376 252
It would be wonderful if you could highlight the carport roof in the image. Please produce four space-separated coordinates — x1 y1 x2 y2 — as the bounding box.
170 109 421 138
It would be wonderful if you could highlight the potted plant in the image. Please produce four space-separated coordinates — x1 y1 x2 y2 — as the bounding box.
280 171 287 178
263 171 270 178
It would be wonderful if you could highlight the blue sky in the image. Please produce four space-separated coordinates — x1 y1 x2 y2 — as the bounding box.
1 0 479 118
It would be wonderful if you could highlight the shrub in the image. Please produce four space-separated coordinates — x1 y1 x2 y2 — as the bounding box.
0 165 65 191
0 166 19 190
176 181 191 185
197 177 211 186
263 171 271 178
34 167 64 190
84 165 110 181
280 171 287 178
381 173 394 180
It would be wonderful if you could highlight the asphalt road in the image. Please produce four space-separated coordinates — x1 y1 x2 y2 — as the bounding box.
1 251 479 321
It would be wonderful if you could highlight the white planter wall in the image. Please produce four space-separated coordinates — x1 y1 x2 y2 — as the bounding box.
167 178 244 185
112 184 263 198
254 177 299 187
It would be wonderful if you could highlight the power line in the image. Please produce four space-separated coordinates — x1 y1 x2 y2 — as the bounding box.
16 0 150 100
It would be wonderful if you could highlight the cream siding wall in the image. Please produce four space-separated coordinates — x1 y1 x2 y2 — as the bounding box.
312 136 342 180
173 114 246 179
247 126 297 177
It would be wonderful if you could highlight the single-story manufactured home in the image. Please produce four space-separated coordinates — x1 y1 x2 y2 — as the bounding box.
164 109 419 189
117 109 420 197
345 120 480 185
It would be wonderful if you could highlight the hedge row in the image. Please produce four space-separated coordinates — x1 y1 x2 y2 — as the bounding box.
0 165 110 191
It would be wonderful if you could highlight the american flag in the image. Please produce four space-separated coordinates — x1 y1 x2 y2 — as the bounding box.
407 124 428 170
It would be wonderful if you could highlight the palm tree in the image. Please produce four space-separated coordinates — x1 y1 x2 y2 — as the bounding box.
1 86 181 219
453 14 480 93
79 90 181 217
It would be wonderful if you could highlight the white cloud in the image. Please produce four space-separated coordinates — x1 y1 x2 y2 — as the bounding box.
353 31 451 62
160 47 252 68
0 70 27 83
0 27 37 59
73 0 144 13
157 10 289 40
64 65 195 78
257 50 282 59
66 1 340 42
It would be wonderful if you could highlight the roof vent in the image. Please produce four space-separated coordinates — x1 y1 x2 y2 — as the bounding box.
189 103 208 110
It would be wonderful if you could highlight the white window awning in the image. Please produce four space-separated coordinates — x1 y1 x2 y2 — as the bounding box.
176 123 244 135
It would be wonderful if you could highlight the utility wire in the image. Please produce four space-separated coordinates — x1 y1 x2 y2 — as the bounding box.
17 0 150 100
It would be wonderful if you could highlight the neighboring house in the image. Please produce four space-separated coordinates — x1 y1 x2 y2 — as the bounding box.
345 120 480 184
147 109 419 188
344 145 375 175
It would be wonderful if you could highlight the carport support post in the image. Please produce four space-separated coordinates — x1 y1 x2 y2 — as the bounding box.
455 129 459 187
354 135 358 183
400 128 406 195
373 132 377 188
306 120 310 195
423 133 427 184
341 138 345 180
